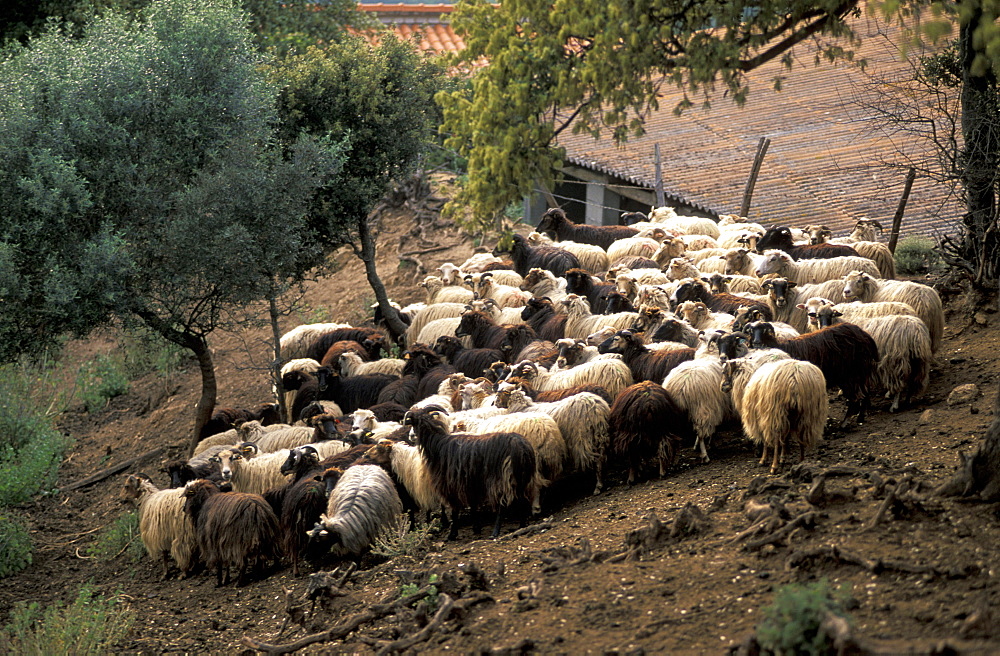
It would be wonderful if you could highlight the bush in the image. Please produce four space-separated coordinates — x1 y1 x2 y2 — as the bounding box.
0 583 135 655
0 513 32 579
894 236 941 274
371 515 437 559
76 354 130 413
756 579 854 656
88 511 144 564
0 361 72 506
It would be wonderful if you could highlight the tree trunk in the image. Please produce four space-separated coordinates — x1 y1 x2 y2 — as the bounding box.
268 293 289 423
937 379 1000 501
188 335 217 456
357 215 409 341
958 9 1000 286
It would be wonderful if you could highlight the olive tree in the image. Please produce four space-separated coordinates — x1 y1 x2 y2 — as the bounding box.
0 0 346 452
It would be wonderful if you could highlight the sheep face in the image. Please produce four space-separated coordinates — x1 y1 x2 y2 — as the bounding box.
358 440 393 467
761 278 796 308
755 250 790 277
554 339 584 369
842 271 875 302
211 450 242 482
723 249 751 275
535 207 567 238
745 322 778 349
279 446 319 476
732 306 765 333
716 333 750 360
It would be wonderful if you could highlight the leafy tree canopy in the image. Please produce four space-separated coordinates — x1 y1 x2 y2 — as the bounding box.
0 0 345 362
437 0 987 228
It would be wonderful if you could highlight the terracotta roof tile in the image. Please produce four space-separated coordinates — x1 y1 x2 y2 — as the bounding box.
556 14 962 238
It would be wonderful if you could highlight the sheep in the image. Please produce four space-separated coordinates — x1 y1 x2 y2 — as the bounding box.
316 340 370 370
798 298 918 324
278 358 323 422
465 268 525 289
552 337 606 371
281 368 350 426
630 306 700 347
607 236 661 263
731 306 800 339
240 422 321 454
722 248 766 276
651 238 688 267
495 384 611 494
121 474 199 579
756 226 861 260
610 255 661 270
703 272 763 295
755 249 880 284
356 439 445 525
349 408 403 443
457 253 505 274
740 359 829 474
415 316 470 349
611 266 670 286
338 351 405 378
598 329 695 382
718 349 793 417
433 335 505 379
527 234 611 276
495 232 582 278
609 381 687 484
535 207 639 250
759 277 847 332
718 229 764 251
314 367 399 415
181 479 280 586
519 267 569 304
805 302 931 412
310 464 404 558
565 268 618 314
455 309 538 352
303 327 386 363
650 212 721 239
676 300 735 332
192 422 292 459
562 294 639 340
670 278 773 322
469 298 528 326
842 270 944 353
471 272 531 308
212 447 343 496
806 224 896 279
519 297 567 342
275 472 327 576
662 358 734 463
403 407 539 539
506 354 634 400
199 403 282 440
665 257 700 281
420 275 474 305
473 411 567 511
744 320 879 426
405 302 469 346
279 322 352 361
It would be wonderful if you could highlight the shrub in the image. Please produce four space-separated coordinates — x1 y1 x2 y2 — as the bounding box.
0 513 32 579
76 354 130 413
0 361 72 507
87 511 144 564
894 236 941 274
371 515 436 559
0 583 135 655
756 579 854 656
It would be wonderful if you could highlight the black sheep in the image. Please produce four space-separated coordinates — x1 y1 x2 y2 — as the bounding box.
756 226 861 260
610 381 687 484
598 330 695 382
434 335 505 378
565 268 617 314
520 297 567 342
535 207 639 250
199 403 281 440
670 278 772 321
495 233 581 278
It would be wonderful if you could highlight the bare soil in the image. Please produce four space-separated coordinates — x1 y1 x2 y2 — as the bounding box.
3 178 1000 655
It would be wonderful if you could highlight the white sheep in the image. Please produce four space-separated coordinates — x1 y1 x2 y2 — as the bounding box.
607 236 661 263
842 271 944 353
278 358 322 422
703 272 764 295
562 294 639 340
755 249 880 284
496 384 611 494
740 359 828 474
420 275 474 305
350 409 403 442
359 439 444 518
651 238 688 267
676 300 734 332
415 316 472 349
465 269 524 289
722 248 766 277
665 257 701 281
192 421 292 458
760 277 851 332
405 302 468 346
507 356 634 400
662 358 734 463
652 213 721 240
676 234 720 251
312 464 403 558
804 301 932 412
472 273 531 308
457 253 505 273
121 474 199 579
719 349 793 417
338 351 405 378
520 268 569 305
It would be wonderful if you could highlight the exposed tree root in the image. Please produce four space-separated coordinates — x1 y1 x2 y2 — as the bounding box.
785 544 976 579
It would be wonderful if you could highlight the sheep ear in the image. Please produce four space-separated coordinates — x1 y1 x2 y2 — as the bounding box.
795 303 807 310
786 281 797 288
833 310 843 317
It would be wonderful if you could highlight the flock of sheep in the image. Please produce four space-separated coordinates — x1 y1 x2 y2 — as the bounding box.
121 206 943 586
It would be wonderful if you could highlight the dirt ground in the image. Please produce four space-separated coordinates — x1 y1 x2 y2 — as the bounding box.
2 178 1000 655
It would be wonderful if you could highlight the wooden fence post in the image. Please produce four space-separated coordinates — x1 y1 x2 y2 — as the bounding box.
740 137 770 218
654 144 666 208
888 168 916 254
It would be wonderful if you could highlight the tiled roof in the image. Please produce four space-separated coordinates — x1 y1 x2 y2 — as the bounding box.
359 2 465 55
556 15 963 238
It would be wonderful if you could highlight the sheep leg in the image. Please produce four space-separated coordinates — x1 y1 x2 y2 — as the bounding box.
447 509 460 541
759 444 769 467
770 438 782 475
889 392 901 413
216 564 224 588
491 509 504 539
695 435 710 463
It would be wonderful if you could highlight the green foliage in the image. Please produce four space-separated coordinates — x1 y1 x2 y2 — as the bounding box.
894 235 943 274
118 327 188 383
76 354 130 414
0 583 135 655
0 0 346 362
0 361 72 507
756 579 854 656
242 0 375 56
87 511 143 563
440 0 866 225
399 573 441 612
266 35 449 248
372 516 438 559
0 513 32 579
